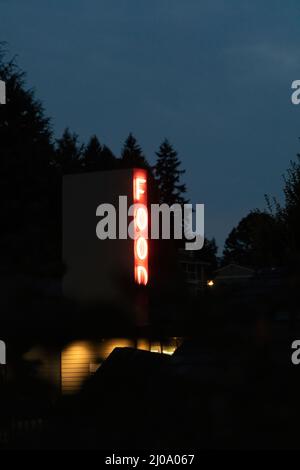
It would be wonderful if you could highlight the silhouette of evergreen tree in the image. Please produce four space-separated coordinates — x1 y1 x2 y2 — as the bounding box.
0 44 59 271
102 145 118 169
120 133 149 169
83 135 102 171
55 128 83 174
83 135 117 171
154 139 187 205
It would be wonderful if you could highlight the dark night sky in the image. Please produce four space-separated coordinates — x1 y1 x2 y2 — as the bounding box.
2 0 300 250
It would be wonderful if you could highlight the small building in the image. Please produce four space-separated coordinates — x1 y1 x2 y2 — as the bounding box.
178 249 211 295
214 264 255 285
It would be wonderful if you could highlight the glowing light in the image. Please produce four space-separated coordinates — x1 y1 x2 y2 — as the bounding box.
136 265 148 285
61 342 93 395
136 207 148 231
136 339 150 351
136 236 148 260
134 177 146 201
207 280 214 287
133 169 149 286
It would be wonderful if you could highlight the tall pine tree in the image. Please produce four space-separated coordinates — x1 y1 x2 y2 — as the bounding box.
55 128 83 174
0 43 59 270
83 135 117 171
120 133 149 169
154 139 187 205
83 135 102 171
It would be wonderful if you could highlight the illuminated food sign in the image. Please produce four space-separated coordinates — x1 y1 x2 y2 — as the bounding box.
133 169 149 286
63 168 149 305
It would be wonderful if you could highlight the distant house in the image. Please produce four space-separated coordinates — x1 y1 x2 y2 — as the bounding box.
215 264 255 285
178 249 211 295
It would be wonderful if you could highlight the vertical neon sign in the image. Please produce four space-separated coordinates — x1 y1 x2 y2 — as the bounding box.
133 169 149 286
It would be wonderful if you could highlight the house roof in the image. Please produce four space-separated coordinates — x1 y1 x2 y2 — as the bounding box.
215 263 255 280
215 263 255 274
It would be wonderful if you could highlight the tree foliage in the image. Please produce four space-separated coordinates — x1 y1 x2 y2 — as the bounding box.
120 133 149 169
55 128 83 174
197 238 218 270
281 153 300 263
83 135 117 172
154 139 187 205
223 210 284 268
0 44 58 270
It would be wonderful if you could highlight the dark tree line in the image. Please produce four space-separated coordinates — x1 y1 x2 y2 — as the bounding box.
223 151 300 270
1 46 217 276
0 44 59 272
53 130 148 175
8 43 300 278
